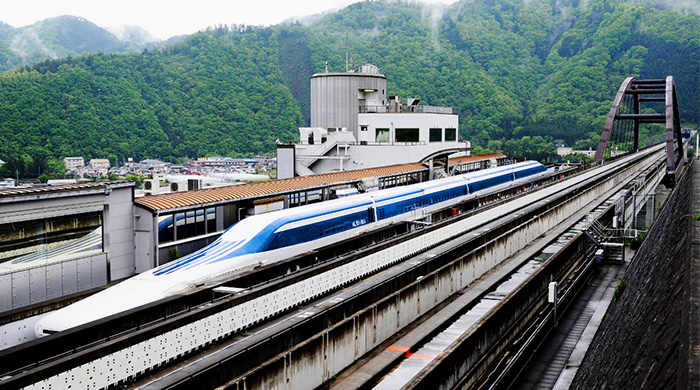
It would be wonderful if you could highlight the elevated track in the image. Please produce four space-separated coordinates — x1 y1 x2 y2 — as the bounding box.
0 145 667 390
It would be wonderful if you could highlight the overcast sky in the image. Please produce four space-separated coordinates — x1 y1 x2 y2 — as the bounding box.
1 0 457 40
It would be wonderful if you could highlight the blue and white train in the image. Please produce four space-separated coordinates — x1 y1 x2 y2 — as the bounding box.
35 161 546 336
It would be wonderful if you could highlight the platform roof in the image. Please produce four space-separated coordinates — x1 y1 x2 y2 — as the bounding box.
135 153 504 213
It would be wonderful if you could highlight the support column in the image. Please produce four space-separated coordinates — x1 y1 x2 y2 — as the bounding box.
428 159 434 180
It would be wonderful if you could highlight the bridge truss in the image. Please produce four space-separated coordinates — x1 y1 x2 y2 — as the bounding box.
594 76 684 184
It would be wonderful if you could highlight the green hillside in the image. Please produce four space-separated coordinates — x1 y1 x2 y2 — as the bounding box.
0 0 698 178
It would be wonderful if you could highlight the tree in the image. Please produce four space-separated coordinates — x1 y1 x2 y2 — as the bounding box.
46 159 65 178
0 0 696 169
125 173 144 185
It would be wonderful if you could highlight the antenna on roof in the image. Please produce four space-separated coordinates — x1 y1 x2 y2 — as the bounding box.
345 33 349 72
325 61 329 73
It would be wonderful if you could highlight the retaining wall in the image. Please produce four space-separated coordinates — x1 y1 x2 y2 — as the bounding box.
572 162 695 389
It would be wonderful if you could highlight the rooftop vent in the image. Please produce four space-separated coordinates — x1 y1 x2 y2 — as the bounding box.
359 64 380 74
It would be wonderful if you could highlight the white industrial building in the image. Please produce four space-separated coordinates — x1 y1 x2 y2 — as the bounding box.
63 157 85 172
277 64 471 179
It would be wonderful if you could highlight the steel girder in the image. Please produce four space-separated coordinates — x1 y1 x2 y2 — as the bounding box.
594 76 684 184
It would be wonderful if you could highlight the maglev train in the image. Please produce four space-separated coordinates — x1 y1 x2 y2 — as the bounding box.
35 161 546 336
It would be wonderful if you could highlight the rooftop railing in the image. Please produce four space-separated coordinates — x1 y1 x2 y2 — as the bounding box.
359 105 453 114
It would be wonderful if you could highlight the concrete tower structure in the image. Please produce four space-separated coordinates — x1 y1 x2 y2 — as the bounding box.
277 64 470 179
310 64 387 142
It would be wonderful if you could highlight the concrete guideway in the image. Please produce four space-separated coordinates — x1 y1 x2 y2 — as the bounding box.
398 162 664 388
0 146 664 390
2 164 560 389
137 147 664 390
335 149 664 389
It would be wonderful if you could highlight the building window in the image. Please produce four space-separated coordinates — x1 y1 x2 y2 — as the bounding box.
429 128 442 142
445 128 457 141
158 214 174 243
376 128 390 142
159 208 216 243
206 208 216 233
395 128 419 143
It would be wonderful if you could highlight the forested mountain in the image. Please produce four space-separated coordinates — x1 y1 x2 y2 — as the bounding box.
0 0 698 178
0 16 147 71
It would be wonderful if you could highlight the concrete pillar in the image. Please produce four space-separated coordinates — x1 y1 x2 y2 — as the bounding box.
103 204 111 282
632 193 638 229
637 196 654 229
153 215 160 268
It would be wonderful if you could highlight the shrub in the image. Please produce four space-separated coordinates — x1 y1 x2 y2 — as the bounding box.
613 278 628 302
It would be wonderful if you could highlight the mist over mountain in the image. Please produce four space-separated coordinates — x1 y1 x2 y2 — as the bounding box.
0 0 697 179
105 25 160 46
0 16 161 70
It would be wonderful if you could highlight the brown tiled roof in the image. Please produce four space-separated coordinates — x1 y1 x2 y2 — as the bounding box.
135 153 505 212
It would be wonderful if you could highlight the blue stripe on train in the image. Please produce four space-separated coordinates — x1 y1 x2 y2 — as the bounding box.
155 162 546 275
155 198 376 274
